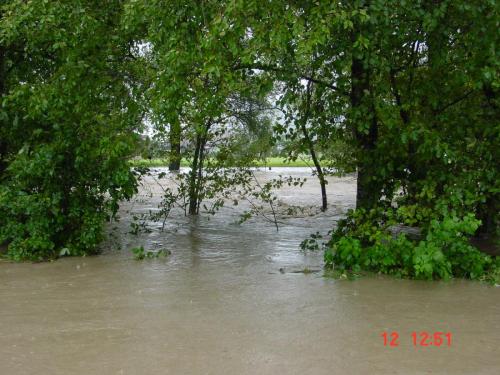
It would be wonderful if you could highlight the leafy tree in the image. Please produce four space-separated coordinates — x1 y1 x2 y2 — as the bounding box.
0 0 142 260
124 0 277 215
180 0 499 279
2 0 497 279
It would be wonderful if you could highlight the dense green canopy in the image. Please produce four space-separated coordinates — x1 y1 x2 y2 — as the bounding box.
0 0 142 260
0 0 498 279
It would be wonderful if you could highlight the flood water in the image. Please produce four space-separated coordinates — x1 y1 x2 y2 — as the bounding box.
1 168 499 374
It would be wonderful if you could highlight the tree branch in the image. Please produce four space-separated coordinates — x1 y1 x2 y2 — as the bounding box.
233 62 349 96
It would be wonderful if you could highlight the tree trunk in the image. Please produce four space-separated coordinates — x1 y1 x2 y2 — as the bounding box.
300 118 327 211
169 120 181 172
477 195 499 237
300 80 327 211
350 32 379 210
195 135 208 214
0 45 7 179
478 84 499 237
389 67 421 200
188 134 202 215
355 157 378 210
188 122 210 215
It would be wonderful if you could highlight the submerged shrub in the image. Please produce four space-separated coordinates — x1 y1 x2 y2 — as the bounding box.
0 144 138 261
326 210 498 282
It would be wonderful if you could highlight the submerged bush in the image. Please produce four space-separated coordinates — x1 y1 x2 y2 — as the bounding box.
0 148 138 261
325 210 498 282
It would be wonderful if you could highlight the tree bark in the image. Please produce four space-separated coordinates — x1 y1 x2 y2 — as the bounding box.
350 37 379 210
188 122 210 215
477 84 499 237
168 120 181 172
0 45 7 179
188 134 202 215
300 124 327 211
389 67 420 199
195 134 208 214
300 80 327 211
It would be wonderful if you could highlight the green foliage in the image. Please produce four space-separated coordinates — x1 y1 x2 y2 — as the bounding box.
300 232 324 252
132 246 170 260
326 210 498 282
127 0 498 282
1 0 497 274
129 214 151 235
0 1 142 260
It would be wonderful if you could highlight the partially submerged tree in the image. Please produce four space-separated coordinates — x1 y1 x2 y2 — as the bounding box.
1 0 497 280
179 0 499 279
124 0 278 216
0 0 143 260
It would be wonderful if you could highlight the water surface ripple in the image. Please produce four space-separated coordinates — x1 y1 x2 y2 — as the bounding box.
1 168 499 374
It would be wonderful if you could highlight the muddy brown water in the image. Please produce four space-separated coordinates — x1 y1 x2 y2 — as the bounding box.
1 168 499 375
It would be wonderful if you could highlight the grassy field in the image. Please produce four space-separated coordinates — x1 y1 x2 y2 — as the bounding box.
129 157 312 168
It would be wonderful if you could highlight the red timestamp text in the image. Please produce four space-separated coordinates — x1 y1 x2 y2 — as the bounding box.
381 331 452 347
